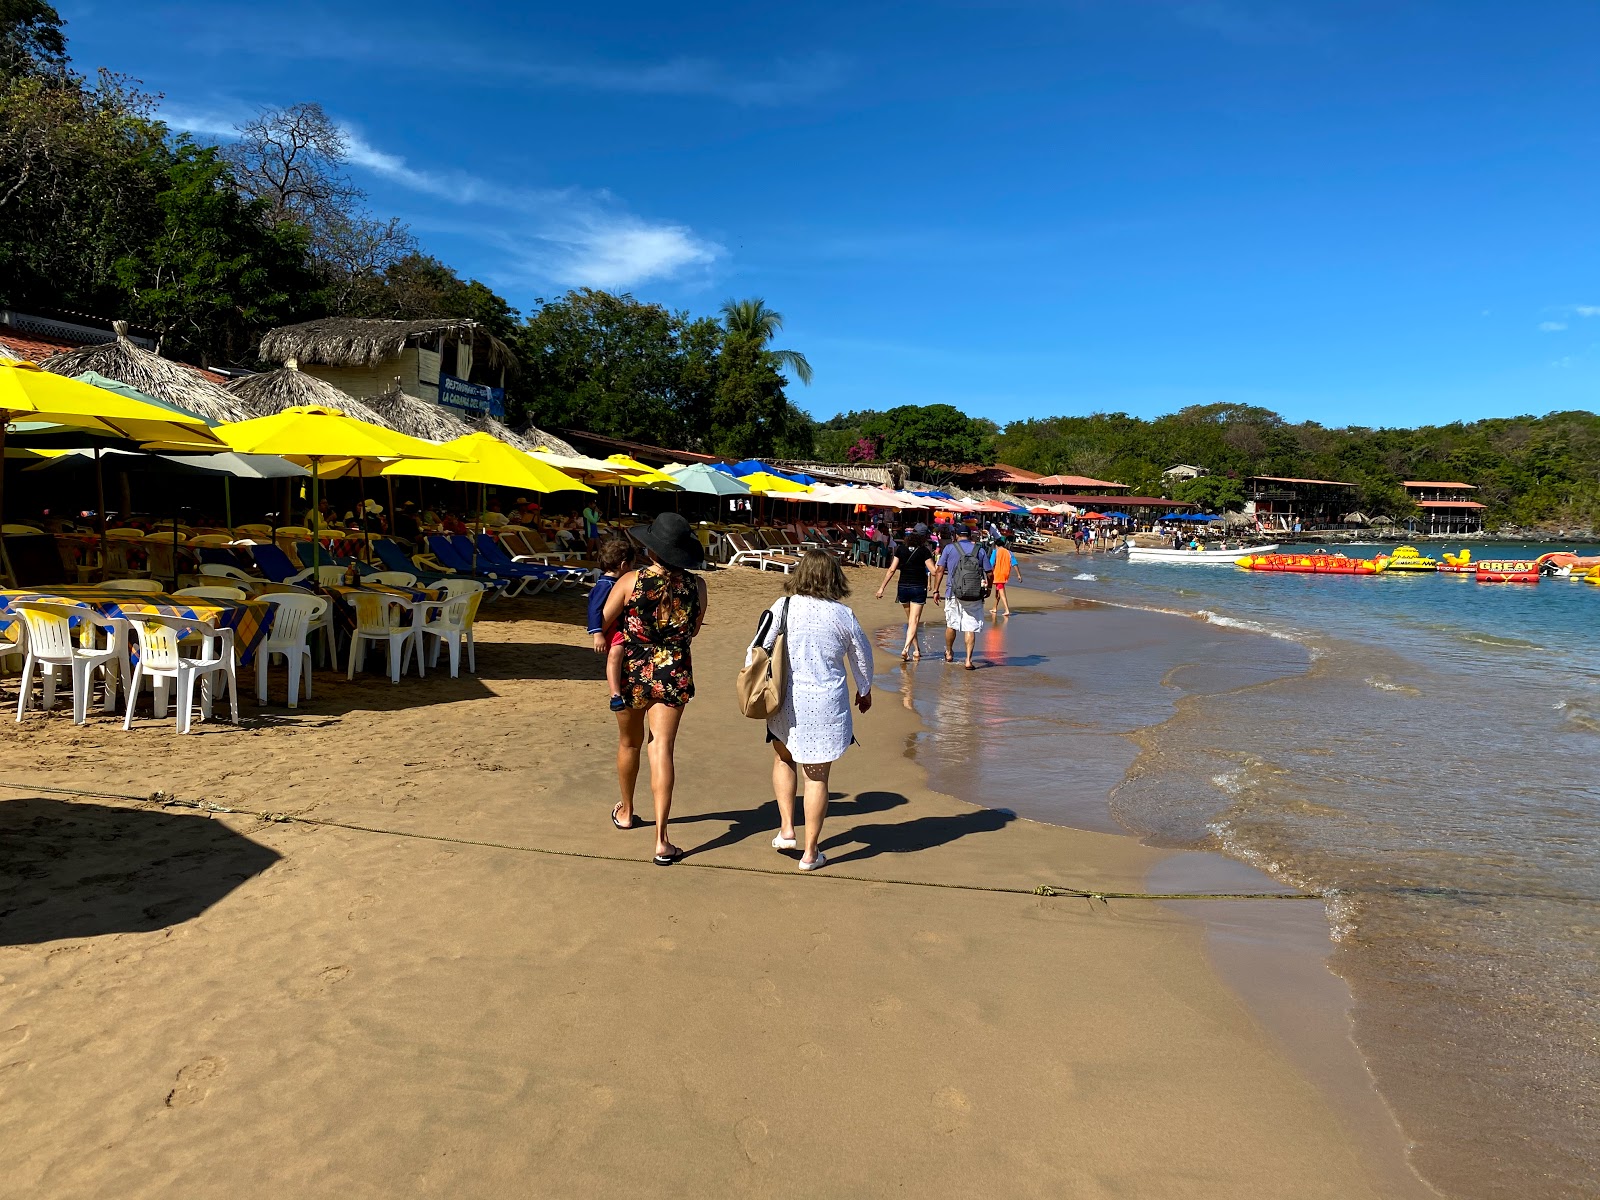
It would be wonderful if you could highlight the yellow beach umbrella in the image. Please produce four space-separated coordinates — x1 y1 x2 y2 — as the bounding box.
741 471 812 495
0 359 223 581
194 405 470 566
380 432 594 493
603 453 683 490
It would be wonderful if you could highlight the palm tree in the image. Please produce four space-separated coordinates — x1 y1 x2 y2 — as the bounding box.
720 298 813 386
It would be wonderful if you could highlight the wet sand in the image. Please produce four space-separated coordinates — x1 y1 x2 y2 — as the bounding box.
2 570 1404 1197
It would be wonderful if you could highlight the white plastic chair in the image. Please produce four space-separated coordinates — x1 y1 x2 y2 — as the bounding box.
123 614 239 733
368 570 418 587
12 601 125 724
346 593 421 683
256 593 329 708
172 586 247 602
100 578 164 594
418 579 485 678
316 565 348 587
199 563 262 584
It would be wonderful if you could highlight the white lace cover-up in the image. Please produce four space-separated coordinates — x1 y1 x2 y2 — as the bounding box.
749 595 875 765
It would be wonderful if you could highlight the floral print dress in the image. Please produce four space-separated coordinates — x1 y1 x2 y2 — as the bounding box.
621 568 702 709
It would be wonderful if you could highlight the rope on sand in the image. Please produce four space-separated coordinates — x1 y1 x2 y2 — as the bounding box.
0 779 1325 904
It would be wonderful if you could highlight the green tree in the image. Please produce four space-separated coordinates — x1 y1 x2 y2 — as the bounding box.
859 404 995 471
1171 475 1245 512
112 140 316 364
719 297 812 385
0 0 66 81
515 289 708 446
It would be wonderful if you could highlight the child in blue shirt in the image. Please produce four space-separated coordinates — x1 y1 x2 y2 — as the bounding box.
587 536 636 711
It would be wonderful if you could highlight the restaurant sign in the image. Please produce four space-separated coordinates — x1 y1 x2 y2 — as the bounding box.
438 372 505 420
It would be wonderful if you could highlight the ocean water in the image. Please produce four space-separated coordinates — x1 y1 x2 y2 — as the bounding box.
880 543 1600 1200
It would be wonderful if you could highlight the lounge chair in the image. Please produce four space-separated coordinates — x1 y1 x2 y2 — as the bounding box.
248 543 313 585
475 535 595 586
725 532 798 573
423 535 541 597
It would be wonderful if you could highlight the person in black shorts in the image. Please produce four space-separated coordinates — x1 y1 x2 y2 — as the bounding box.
875 524 935 660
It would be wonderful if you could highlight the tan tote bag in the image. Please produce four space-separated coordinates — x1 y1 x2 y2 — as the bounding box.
736 598 789 720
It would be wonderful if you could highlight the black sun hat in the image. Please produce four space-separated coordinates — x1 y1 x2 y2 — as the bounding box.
635 512 705 570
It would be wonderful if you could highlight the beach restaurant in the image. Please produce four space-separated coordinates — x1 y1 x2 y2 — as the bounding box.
1404 481 1487 535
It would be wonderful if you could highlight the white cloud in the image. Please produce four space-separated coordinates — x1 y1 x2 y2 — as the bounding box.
1539 321 1568 332
164 106 720 290
1575 305 1600 318
505 53 848 106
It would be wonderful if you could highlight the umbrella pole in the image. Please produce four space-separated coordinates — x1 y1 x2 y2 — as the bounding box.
172 500 180 591
357 467 371 564
0 417 12 586
310 459 321 570
94 447 107 583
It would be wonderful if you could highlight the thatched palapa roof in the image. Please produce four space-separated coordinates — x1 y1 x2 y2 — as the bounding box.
362 382 476 442
41 321 253 423
225 362 388 425
360 382 579 457
259 317 517 372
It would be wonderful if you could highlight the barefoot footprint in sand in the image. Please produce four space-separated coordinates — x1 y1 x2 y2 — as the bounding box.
166 1056 225 1108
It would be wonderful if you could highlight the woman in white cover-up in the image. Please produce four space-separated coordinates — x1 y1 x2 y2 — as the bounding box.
748 550 874 871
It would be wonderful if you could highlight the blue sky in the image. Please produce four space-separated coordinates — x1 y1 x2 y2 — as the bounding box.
58 0 1600 428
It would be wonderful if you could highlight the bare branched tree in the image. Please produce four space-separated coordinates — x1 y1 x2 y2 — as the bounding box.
223 102 359 226
222 102 414 314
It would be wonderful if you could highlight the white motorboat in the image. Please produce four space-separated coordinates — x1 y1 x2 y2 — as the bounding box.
1127 544 1279 564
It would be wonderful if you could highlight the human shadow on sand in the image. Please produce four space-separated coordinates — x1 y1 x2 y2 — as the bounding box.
0 797 281 946
820 806 1014 866
679 790 910 858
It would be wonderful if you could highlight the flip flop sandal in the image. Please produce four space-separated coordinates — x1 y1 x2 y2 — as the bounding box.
611 803 640 830
965 663 977 671
653 847 685 866
797 851 827 872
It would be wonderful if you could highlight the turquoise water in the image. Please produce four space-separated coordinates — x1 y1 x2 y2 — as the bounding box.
886 542 1600 1200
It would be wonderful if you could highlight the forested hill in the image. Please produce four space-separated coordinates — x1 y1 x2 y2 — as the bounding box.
992 404 1600 528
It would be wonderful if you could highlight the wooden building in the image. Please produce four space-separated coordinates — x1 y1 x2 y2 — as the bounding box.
1404 481 1486 534
1246 476 1356 531
259 318 517 420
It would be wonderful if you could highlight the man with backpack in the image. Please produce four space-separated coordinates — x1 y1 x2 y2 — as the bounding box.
931 526 991 670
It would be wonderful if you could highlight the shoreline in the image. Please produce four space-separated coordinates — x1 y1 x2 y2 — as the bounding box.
1 569 1421 1197
883 581 1439 1199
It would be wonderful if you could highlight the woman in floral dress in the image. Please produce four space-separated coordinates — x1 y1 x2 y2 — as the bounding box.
601 513 708 865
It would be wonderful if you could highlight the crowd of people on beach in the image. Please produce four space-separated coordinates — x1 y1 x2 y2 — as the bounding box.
585 513 1029 870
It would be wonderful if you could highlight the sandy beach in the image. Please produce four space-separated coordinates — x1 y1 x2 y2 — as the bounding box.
1 568 1413 1198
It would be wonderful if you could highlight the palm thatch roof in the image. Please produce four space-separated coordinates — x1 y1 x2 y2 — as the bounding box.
522 424 578 456
40 322 253 423
362 382 476 442
225 363 388 425
259 317 516 371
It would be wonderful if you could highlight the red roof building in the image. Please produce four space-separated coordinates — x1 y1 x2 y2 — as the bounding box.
1405 481 1485 533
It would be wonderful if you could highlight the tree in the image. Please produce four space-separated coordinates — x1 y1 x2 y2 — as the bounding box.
1171 474 1245 512
221 103 414 313
0 67 167 312
720 297 812 385
516 289 708 446
113 140 316 363
859 404 995 471
0 0 66 81
709 333 796 457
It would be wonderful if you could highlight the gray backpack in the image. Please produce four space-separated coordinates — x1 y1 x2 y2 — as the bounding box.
952 541 987 602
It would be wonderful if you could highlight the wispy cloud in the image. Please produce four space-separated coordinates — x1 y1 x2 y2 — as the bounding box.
165 105 720 290
500 53 848 106
181 17 845 106
1574 305 1600 318
1539 321 1569 332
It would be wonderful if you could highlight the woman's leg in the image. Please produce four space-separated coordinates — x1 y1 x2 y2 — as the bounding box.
906 601 925 657
799 761 832 866
646 703 686 857
772 739 798 841
899 601 913 656
614 706 646 824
